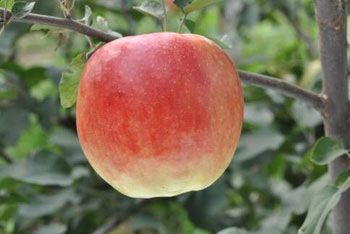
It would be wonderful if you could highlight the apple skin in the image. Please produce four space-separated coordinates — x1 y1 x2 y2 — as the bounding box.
76 32 244 198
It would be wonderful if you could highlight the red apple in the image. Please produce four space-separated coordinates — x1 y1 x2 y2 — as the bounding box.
76 32 244 198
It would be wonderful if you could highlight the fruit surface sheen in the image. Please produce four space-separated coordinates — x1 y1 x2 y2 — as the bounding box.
76 32 244 198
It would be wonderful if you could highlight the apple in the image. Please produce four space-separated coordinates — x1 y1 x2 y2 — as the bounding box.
76 32 244 198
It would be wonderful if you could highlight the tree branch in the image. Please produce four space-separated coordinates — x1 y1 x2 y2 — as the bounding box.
0 8 119 42
0 8 325 111
238 71 325 111
91 200 150 234
314 1 350 234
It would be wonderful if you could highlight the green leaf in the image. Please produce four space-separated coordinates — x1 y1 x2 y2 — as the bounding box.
174 0 194 11
129 213 167 234
299 176 350 234
310 137 348 166
18 188 81 219
33 223 67 234
59 53 85 108
335 171 350 187
6 115 48 158
82 5 92 26
0 151 72 186
96 16 122 37
96 16 109 32
0 70 19 101
0 0 14 9
0 106 30 145
299 185 340 234
184 178 228 229
174 0 221 14
133 1 165 21
0 204 17 223
11 1 35 19
292 101 322 128
108 30 122 38
0 192 27 205
49 127 85 164
235 127 285 162
244 103 273 126
207 36 231 50
184 19 195 32
257 183 313 234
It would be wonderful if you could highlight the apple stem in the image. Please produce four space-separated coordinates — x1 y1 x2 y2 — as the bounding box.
161 0 167 32
177 13 187 33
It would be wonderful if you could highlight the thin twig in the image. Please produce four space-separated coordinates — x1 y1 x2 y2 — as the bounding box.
91 200 150 234
0 8 119 42
86 36 96 49
177 13 187 33
161 0 167 31
238 70 325 111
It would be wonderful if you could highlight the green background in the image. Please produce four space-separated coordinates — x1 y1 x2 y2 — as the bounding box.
0 0 331 233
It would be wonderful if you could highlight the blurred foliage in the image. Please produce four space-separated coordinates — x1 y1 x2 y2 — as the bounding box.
0 0 335 233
